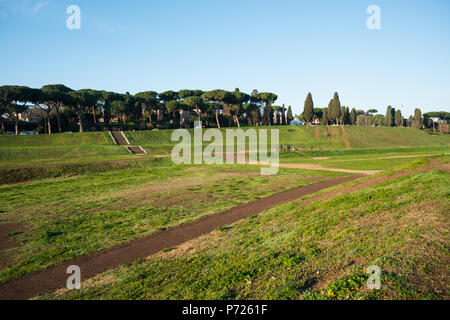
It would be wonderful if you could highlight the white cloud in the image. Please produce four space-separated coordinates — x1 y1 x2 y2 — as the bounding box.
0 0 50 16
32 1 49 14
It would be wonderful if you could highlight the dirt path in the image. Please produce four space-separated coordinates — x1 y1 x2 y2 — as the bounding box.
251 161 380 175
0 223 24 250
314 126 319 140
0 175 361 300
341 126 351 149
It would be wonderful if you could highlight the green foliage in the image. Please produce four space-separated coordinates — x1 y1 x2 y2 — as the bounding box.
286 106 293 123
328 92 342 124
303 93 314 124
350 108 357 125
394 110 403 127
385 106 393 127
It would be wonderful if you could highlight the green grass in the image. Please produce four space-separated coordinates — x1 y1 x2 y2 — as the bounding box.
0 159 347 283
0 131 133 167
278 146 449 170
126 126 450 155
40 157 449 300
0 132 113 146
0 127 448 169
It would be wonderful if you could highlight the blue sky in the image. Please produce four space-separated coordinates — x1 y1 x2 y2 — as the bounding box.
0 0 449 117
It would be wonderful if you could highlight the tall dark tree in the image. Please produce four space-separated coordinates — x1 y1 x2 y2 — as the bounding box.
321 108 328 125
341 107 350 125
350 108 357 125
281 104 286 125
394 110 403 127
385 106 394 127
303 92 314 125
328 92 341 124
286 105 293 124
412 108 422 129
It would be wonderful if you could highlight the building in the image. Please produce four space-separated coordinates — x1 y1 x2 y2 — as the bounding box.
18 105 44 123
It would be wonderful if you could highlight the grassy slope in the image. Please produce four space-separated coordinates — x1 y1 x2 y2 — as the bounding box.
0 127 448 167
43 157 449 300
0 132 130 166
0 159 347 283
126 126 450 155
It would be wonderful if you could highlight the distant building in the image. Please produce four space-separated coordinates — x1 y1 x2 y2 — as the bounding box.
290 117 303 126
18 105 44 123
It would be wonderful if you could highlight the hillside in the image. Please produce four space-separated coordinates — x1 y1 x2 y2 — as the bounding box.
0 132 130 166
125 126 450 154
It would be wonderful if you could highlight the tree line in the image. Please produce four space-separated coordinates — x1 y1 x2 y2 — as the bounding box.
300 91 449 132
0 85 296 134
1 85 448 135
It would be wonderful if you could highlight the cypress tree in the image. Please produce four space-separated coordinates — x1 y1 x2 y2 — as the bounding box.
350 108 357 125
281 104 286 125
329 92 341 124
343 107 350 125
327 100 333 123
414 108 422 123
286 105 293 124
339 106 347 124
321 108 328 125
385 106 393 127
303 92 314 125
412 108 422 129
395 110 403 127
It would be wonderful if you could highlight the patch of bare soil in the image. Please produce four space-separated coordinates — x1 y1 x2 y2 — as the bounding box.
0 222 24 250
341 126 351 149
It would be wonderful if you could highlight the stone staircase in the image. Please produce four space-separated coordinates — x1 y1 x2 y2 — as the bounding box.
109 131 147 155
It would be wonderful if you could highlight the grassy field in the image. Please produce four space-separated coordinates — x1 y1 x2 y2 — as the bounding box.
40 157 450 300
0 158 348 283
0 132 133 167
0 128 449 300
126 126 450 155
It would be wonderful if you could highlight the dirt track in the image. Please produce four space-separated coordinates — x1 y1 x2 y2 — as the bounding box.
341 126 351 149
251 161 380 175
0 175 361 300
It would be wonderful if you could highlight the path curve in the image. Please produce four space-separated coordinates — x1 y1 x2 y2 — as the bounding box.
0 175 361 300
252 161 380 175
